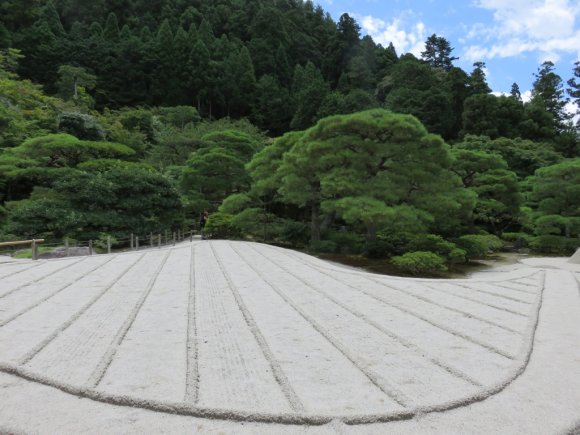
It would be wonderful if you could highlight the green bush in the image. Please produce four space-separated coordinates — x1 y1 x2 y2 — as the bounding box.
455 234 503 259
406 234 458 258
205 212 241 239
530 235 579 255
502 232 534 248
391 251 448 275
309 240 337 253
448 248 467 264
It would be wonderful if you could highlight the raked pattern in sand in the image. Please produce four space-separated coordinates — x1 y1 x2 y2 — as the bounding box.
0 240 546 425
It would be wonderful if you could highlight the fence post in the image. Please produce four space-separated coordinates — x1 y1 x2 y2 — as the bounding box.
178 229 181 241
190 231 193 242
173 232 176 246
107 235 111 254
136 236 139 250
164 230 168 245
130 233 134 250
150 233 153 247
65 238 70 257
158 234 161 248
31 239 38 260
89 239 93 255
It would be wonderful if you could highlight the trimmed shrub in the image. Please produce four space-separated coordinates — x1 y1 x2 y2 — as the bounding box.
205 212 241 239
455 234 503 260
448 248 467 264
391 251 448 275
391 234 467 264
502 232 534 249
530 235 579 255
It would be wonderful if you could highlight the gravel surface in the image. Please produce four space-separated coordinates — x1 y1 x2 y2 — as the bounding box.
0 240 578 434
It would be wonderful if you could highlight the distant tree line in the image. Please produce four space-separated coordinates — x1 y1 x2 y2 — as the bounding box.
0 0 579 272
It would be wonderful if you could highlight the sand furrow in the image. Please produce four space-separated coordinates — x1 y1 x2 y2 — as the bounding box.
210 243 305 412
240 243 481 405
267 245 519 360
421 283 529 316
17 253 147 366
192 243 291 413
88 250 172 388
260 244 520 385
0 262 39 280
96 248 193 403
0 256 116 327
0 258 86 300
213 242 405 414
184 244 199 403
235 242 411 408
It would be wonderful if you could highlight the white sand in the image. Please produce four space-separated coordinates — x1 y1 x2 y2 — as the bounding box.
0 241 578 434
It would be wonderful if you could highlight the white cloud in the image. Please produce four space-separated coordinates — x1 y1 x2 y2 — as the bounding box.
358 13 427 57
464 0 580 61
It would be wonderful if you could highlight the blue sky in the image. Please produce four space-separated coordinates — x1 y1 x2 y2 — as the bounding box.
318 0 580 108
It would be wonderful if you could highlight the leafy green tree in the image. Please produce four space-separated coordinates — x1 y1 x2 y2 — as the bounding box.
279 109 465 241
532 61 571 131
384 55 454 138
469 61 491 94
180 147 249 206
529 159 580 239
5 165 184 239
567 61 580 125
55 65 96 106
451 147 521 234
510 82 522 102
251 74 292 134
421 34 458 71
188 39 210 111
103 12 120 41
456 135 562 179
290 61 329 130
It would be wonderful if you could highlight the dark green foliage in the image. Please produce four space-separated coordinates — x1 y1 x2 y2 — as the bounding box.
529 235 578 255
421 34 458 71
58 112 106 140
528 159 580 240
327 231 363 255
5 165 183 239
532 61 571 131
309 240 337 254
1 0 578 265
278 220 310 247
205 212 241 239
391 251 448 275
454 234 503 259
406 234 461 260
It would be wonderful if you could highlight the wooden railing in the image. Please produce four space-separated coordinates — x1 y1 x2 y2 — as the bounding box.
0 239 45 260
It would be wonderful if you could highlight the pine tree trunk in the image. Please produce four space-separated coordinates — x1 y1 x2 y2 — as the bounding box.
366 222 377 241
310 204 321 242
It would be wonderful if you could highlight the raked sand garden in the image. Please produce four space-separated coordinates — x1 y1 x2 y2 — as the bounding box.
0 240 579 434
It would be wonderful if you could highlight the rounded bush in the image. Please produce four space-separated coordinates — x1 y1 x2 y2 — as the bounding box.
391 251 448 275
530 235 578 255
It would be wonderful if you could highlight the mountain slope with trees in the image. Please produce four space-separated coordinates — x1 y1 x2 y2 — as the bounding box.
0 0 578 270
